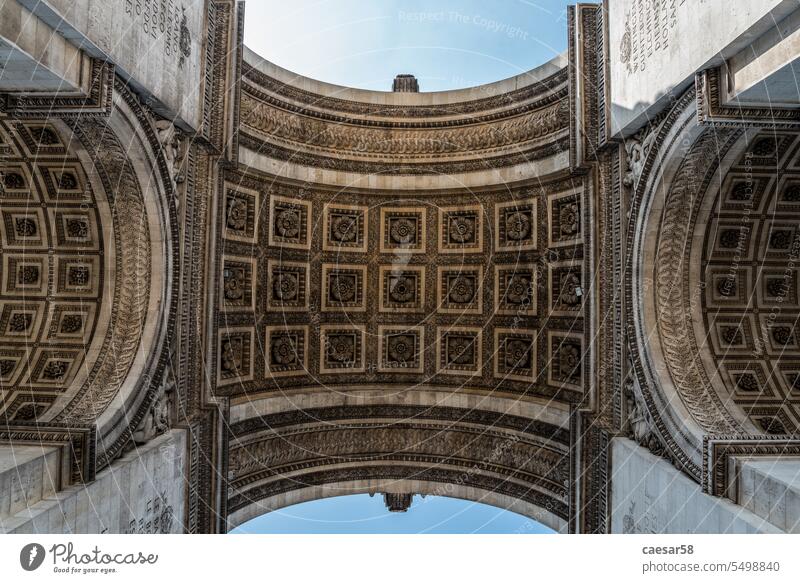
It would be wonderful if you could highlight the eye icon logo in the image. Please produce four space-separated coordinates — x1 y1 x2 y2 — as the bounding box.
20 543 46 571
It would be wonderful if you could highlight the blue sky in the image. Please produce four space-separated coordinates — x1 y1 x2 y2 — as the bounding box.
243 0 595 92
237 1 576 534
231 494 555 534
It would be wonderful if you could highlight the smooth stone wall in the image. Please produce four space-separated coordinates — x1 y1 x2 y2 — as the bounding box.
0 429 187 534
610 438 780 533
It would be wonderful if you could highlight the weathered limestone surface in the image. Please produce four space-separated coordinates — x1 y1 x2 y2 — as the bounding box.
0 430 186 534
610 438 779 534
607 0 794 135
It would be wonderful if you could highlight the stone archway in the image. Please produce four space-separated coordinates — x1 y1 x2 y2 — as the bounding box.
226 388 572 533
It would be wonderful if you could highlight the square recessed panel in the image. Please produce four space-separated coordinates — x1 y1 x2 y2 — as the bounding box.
41 164 87 202
547 189 582 247
437 265 483 314
437 326 482 377
762 318 800 356
16 123 66 157
378 325 424 373
221 255 257 311
719 172 771 213
265 325 308 378
268 194 312 250
2 255 48 297
0 207 47 249
48 208 100 250
775 176 800 213
0 165 35 202
24 348 81 388
0 348 29 385
266 260 309 312
547 331 583 391
721 361 776 399
379 265 425 313
223 184 259 243
707 315 756 356
548 261 583 316
495 264 537 316
323 203 368 253
759 221 799 260
321 264 367 312
41 303 97 345
438 205 482 254
706 221 756 263
380 207 426 254
758 270 799 307
495 199 537 252
54 255 101 297
494 328 536 382
320 325 366 374
0 302 45 343
217 327 255 387
706 268 752 308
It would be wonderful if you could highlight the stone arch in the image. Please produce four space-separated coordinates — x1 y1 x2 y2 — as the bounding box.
625 88 800 479
225 388 572 533
0 80 180 472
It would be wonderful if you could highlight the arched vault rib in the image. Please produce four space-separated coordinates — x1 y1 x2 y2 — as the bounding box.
226 390 572 533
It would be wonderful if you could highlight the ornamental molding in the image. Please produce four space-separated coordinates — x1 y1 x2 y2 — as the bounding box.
240 92 567 158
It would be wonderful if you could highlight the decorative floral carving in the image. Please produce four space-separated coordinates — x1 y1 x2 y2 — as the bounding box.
717 278 736 297
223 267 245 301
17 265 40 285
274 208 301 239
446 335 475 366
558 272 581 306
2 172 25 189
730 181 753 201
30 126 60 145
387 334 415 364
505 211 531 241
719 229 742 249
448 215 475 244
0 359 15 377
735 373 759 393
751 137 776 157
767 278 788 298
389 217 417 244
721 326 743 345
327 334 356 363
504 339 532 370
782 184 800 202
769 230 792 250
271 335 298 365
14 217 37 237
273 273 299 301
506 274 532 304
65 218 89 239
42 360 69 381
8 313 32 333
448 275 476 304
226 197 248 231
772 326 794 346
221 338 243 373
68 266 90 287
331 214 357 242
57 172 78 190
329 274 356 302
558 202 579 237
388 275 415 303
59 314 84 334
